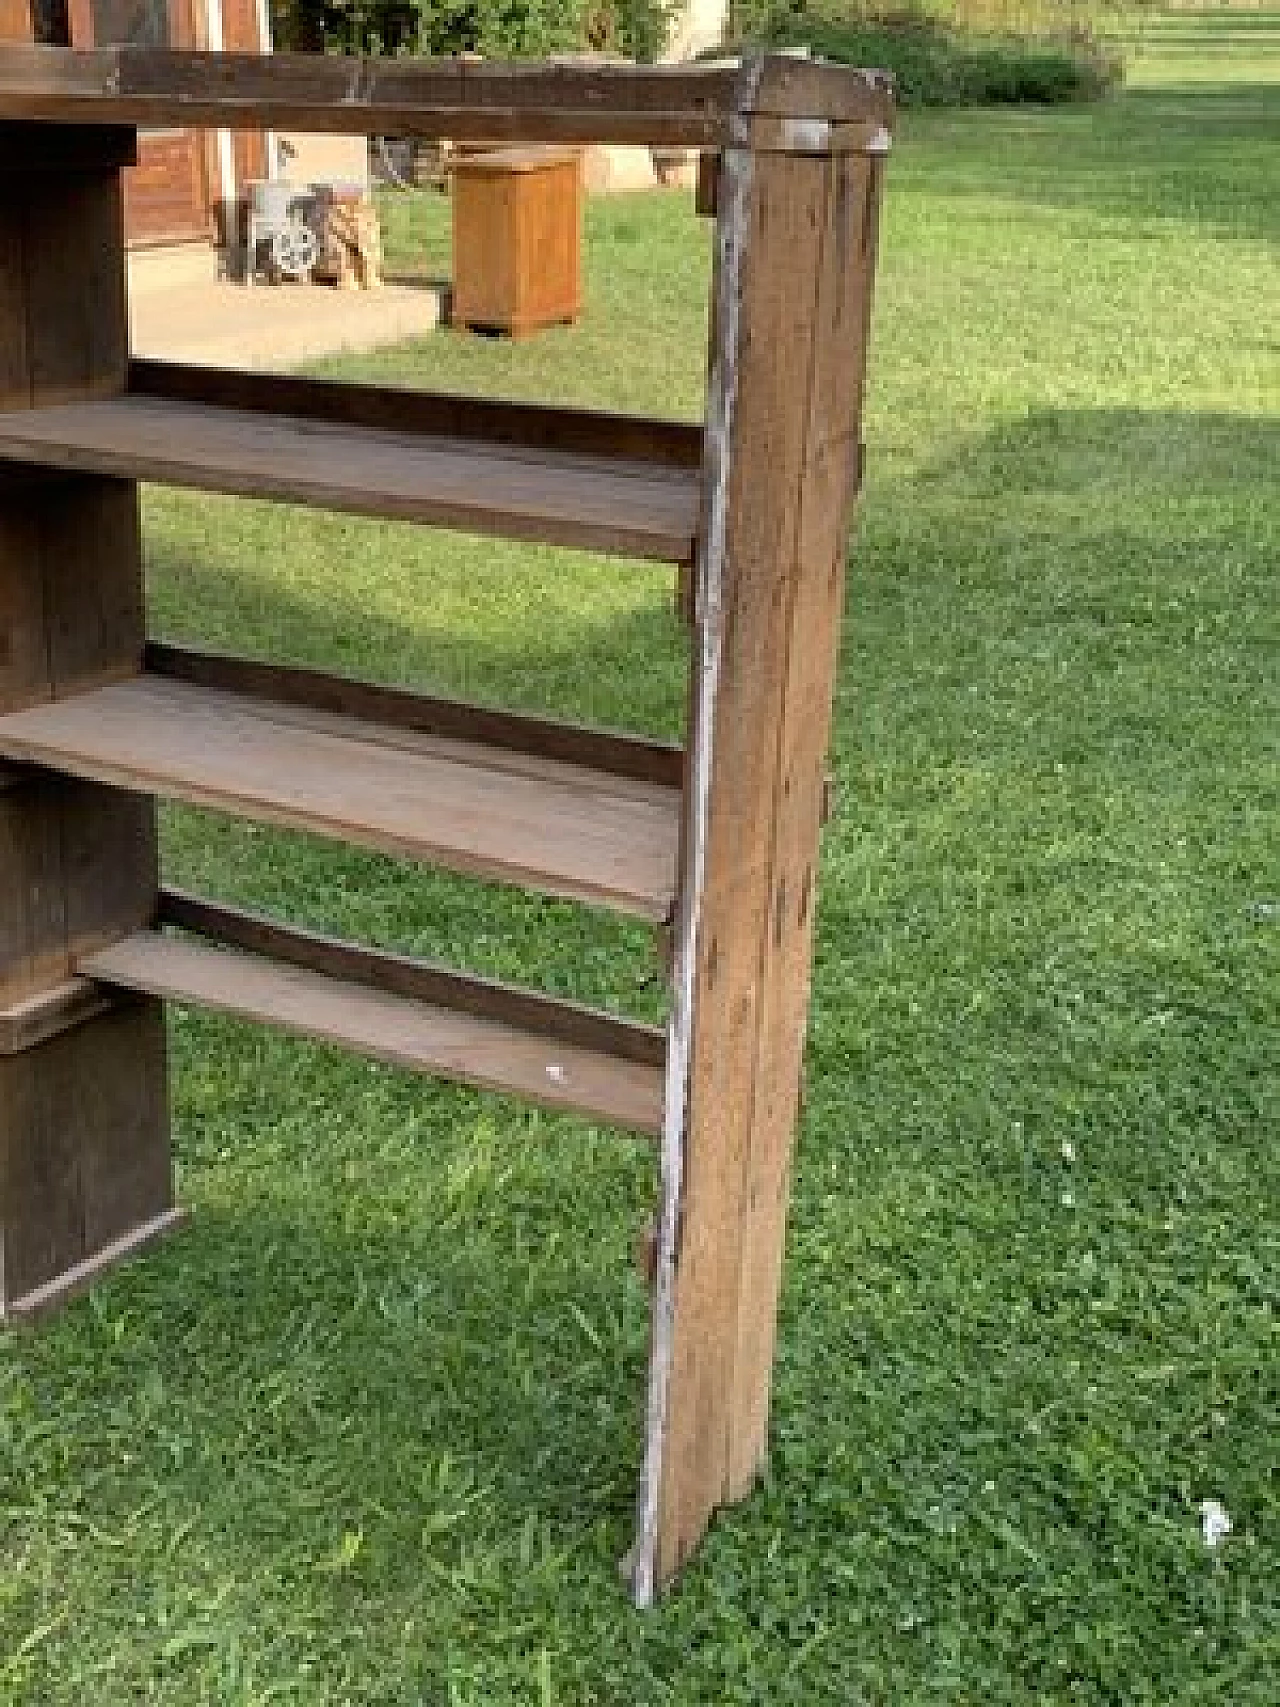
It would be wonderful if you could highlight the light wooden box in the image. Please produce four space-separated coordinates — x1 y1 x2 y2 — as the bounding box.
451 146 582 336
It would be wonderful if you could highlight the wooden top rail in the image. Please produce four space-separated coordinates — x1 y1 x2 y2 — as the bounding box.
0 46 894 149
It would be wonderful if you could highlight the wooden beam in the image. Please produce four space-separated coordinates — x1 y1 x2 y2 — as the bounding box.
633 138 887 1601
130 360 704 471
0 47 895 146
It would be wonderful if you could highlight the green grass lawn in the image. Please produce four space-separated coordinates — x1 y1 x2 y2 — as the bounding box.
3 11 1277 1702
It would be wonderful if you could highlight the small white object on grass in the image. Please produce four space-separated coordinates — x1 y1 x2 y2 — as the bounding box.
1199 1499 1232 1548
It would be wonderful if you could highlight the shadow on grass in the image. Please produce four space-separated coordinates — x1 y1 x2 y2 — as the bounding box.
4 1058 655 1680
917 405 1280 497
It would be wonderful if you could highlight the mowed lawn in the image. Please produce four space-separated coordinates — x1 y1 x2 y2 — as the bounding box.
2 12 1276 1703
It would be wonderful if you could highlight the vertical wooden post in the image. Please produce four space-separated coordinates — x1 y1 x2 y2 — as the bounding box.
0 129 181 1325
634 130 888 1600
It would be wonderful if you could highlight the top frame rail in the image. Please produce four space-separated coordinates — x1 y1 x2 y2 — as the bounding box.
0 46 894 149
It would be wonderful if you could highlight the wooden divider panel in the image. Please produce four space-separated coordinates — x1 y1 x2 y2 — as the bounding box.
0 135 176 1322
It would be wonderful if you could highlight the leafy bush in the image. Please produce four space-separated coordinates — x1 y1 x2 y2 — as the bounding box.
271 0 676 61
725 1 1124 105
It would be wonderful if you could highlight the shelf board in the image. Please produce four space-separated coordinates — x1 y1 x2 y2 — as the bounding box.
0 675 681 921
81 930 665 1134
0 394 702 563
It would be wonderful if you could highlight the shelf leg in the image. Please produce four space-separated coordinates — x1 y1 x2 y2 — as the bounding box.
0 137 179 1325
633 140 888 1600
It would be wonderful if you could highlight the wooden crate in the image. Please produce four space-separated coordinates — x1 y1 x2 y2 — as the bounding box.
451 146 581 336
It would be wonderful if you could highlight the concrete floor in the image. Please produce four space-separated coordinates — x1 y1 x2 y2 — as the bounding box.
130 272 445 369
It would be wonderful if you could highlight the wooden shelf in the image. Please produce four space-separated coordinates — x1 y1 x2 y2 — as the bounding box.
1 54 893 1594
81 928 665 1134
0 394 702 562
0 674 681 920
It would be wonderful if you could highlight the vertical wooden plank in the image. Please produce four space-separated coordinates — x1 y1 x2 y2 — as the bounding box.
0 1046 83 1304
0 778 66 1004
631 144 760 1604
724 151 886 1495
634 139 888 1598
70 1000 172 1257
0 181 28 409
23 167 129 404
0 499 46 712
39 476 147 693
659 149 830 1589
0 149 175 1324
0 1003 175 1315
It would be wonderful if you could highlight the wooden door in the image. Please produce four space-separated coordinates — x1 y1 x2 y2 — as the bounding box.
0 0 34 41
68 0 213 244
220 0 268 187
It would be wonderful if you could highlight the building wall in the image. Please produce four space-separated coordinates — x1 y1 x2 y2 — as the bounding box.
664 0 729 62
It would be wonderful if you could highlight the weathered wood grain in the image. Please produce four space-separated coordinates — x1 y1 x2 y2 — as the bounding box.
0 673 683 921
131 359 703 470
0 394 702 563
84 929 666 1135
0 154 173 1323
0 46 895 144
158 888 666 1071
634 139 888 1599
146 643 686 790
724 150 886 1497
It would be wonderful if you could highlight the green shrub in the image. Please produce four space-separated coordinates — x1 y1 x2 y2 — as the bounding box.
726 2 1124 105
270 0 676 61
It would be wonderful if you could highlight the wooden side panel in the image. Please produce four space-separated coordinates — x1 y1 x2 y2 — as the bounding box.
22 167 129 403
514 156 581 330
638 143 886 1594
122 130 212 245
724 152 885 1494
0 162 174 1323
0 198 29 409
0 778 65 1004
0 1002 173 1313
